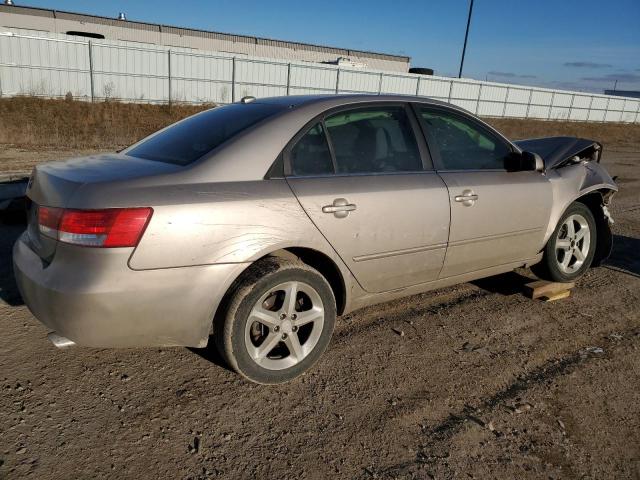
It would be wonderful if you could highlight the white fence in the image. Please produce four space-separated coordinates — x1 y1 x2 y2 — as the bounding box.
1 30 639 123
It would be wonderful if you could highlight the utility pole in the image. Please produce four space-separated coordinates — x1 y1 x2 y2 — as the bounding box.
458 0 474 78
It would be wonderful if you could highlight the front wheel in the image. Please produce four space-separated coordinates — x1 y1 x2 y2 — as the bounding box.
532 202 597 282
215 257 336 384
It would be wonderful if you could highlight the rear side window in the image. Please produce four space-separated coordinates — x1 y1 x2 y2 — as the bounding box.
324 106 422 174
126 103 284 166
418 108 512 170
290 123 334 176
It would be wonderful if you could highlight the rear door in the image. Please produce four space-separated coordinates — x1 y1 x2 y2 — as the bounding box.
413 104 552 278
285 103 450 293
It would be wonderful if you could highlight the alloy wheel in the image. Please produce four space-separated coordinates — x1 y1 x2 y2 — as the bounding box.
555 213 591 275
244 281 325 370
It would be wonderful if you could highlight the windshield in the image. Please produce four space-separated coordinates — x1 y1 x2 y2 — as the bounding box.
126 103 284 166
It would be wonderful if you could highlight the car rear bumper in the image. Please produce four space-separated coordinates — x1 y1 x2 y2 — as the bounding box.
13 231 248 348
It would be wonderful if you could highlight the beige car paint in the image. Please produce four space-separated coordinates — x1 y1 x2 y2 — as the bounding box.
438 170 552 277
13 234 248 347
287 172 450 293
542 161 617 245
129 179 328 269
12 94 618 348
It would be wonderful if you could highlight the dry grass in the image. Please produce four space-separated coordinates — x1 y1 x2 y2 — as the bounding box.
485 117 640 151
0 97 638 152
0 97 210 150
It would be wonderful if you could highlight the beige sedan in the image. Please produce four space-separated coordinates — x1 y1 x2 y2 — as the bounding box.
13 94 617 383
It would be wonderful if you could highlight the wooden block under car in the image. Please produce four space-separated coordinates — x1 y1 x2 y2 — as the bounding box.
524 280 575 300
541 290 571 302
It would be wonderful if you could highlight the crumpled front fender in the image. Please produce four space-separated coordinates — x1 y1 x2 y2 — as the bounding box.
542 161 617 253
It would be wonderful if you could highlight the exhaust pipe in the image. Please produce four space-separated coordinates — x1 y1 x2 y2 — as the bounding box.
48 332 76 349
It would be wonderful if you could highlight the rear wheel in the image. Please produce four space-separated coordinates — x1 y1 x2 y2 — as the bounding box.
215 257 336 384
533 202 597 282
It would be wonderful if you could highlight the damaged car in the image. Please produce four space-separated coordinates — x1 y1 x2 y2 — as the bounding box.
13 94 617 383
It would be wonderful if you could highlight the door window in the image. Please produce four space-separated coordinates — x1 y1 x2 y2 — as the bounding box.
418 108 512 170
289 123 334 176
324 106 422 174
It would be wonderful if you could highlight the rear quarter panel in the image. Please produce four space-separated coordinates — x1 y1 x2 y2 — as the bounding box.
128 179 341 269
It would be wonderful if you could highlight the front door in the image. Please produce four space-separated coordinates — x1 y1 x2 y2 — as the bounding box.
285 104 451 293
414 105 552 278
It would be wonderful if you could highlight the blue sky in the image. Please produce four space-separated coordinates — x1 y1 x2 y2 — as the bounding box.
21 0 640 92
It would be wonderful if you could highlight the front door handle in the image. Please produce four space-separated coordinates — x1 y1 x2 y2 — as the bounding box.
322 198 356 218
454 190 478 207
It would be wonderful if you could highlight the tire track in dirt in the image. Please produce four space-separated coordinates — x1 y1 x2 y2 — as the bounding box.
333 289 491 344
1 147 639 480
372 325 640 479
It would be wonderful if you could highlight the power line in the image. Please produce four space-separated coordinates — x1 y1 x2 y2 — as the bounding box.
458 0 474 78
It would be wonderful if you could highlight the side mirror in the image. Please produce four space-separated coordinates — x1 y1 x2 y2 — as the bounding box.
522 151 545 172
506 151 545 172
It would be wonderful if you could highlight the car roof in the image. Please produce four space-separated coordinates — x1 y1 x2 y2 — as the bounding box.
252 94 451 110
250 93 514 151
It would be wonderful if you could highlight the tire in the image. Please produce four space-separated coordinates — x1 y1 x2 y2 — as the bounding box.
532 202 597 282
215 257 336 384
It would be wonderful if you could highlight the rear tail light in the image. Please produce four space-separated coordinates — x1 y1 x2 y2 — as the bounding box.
37 206 63 238
38 206 153 248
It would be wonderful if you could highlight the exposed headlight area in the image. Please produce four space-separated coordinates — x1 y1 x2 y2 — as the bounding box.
37 205 153 248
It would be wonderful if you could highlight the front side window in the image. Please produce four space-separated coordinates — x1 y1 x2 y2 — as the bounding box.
418 108 512 170
324 106 422 174
289 123 334 176
126 103 284 166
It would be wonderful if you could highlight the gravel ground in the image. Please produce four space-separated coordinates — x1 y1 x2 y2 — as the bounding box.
0 147 639 480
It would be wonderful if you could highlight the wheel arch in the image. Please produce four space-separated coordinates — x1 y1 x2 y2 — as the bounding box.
573 188 616 267
210 246 349 337
533 188 615 281
268 247 348 315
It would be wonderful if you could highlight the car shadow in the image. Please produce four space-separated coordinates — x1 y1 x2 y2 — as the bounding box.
471 271 534 296
471 234 640 296
0 222 25 306
604 234 640 278
189 341 235 373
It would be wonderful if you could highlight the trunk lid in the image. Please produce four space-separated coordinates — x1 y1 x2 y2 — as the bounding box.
25 153 180 260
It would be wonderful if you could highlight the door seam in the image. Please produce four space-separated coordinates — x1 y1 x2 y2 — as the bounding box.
435 171 453 280
283 177 369 293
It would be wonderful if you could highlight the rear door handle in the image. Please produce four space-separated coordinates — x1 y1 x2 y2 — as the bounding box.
322 198 356 218
454 190 478 206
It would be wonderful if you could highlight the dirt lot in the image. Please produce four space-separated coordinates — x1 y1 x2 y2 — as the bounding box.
1 115 639 479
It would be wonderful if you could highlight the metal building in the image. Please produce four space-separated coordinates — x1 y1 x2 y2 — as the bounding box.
0 3 411 72
604 90 640 99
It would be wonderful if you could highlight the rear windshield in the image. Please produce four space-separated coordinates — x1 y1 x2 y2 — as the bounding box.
126 103 284 166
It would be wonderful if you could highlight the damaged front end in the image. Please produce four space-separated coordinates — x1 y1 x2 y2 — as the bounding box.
518 136 618 267
515 136 603 171
580 189 616 267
